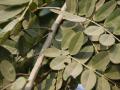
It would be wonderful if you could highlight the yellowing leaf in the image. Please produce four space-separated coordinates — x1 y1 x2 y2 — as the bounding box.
96 76 110 90
50 56 71 70
63 61 83 80
93 0 116 22
69 32 84 55
81 70 96 90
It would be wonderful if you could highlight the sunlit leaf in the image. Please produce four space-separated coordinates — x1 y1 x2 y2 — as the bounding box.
93 0 116 22
84 25 104 41
81 70 96 90
10 77 27 90
50 56 71 70
44 47 61 57
96 76 110 90
0 60 16 81
0 6 25 23
99 34 115 46
0 0 30 5
63 61 83 80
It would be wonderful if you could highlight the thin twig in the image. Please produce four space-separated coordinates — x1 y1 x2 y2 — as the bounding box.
24 3 67 90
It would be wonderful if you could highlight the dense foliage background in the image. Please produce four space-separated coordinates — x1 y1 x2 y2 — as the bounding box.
0 0 120 90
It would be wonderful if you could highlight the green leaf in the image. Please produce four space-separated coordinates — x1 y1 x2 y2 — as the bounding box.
41 72 56 90
56 71 63 90
10 77 27 90
0 0 30 5
104 8 120 35
109 44 120 64
99 34 115 47
0 19 20 43
81 70 96 90
96 0 105 11
0 60 16 81
0 46 11 60
96 76 110 90
50 9 86 23
17 36 32 57
105 65 120 80
50 56 71 70
93 0 116 22
88 51 110 72
61 29 76 50
44 47 62 57
0 6 25 23
63 61 83 80
78 0 97 16
66 0 77 14
74 45 94 63
69 31 84 55
84 25 104 41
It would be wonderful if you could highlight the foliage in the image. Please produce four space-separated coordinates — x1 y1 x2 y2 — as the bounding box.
0 0 120 90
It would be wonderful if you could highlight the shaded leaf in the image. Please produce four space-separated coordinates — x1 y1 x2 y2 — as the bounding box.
74 45 94 63
99 34 115 46
88 51 110 72
96 76 110 90
69 32 84 55
63 61 83 81
0 60 16 81
50 56 71 70
41 72 56 90
93 0 116 22
105 65 120 80
81 70 96 90
109 44 120 64
61 29 76 50
104 8 120 35
10 77 27 90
